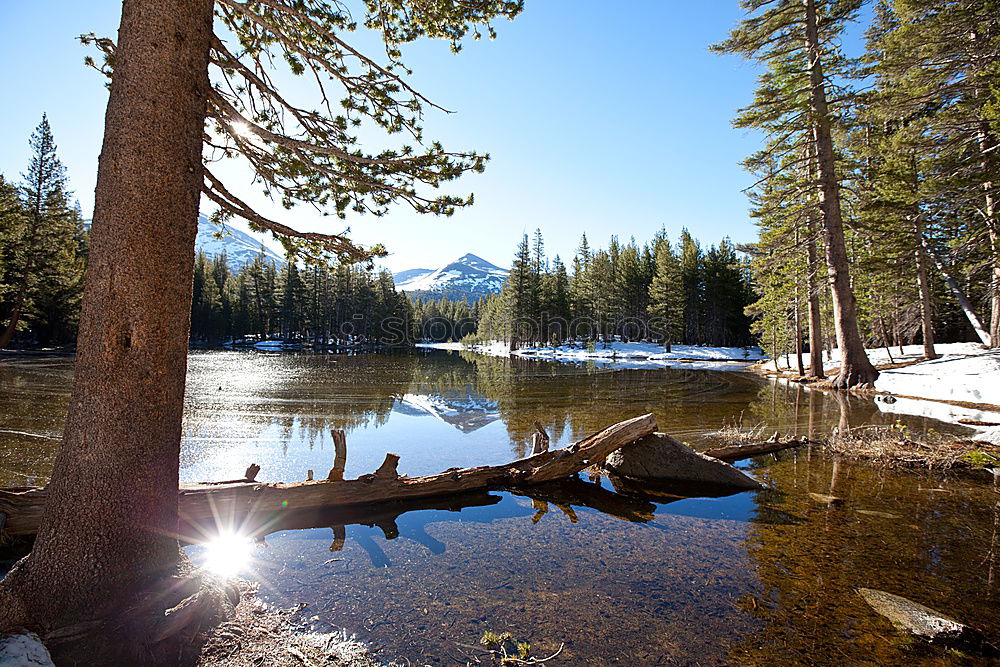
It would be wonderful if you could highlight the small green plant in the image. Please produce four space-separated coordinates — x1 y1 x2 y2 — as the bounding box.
479 630 563 664
959 449 999 467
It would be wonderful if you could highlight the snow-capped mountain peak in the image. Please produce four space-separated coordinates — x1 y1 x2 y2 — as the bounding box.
195 215 284 270
394 253 508 299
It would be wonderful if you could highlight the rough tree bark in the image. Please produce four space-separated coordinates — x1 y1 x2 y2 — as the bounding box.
805 162 825 379
0 0 215 642
803 0 878 388
911 217 938 360
978 118 999 348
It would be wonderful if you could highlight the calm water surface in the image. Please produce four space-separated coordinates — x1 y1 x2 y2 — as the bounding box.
1 350 998 665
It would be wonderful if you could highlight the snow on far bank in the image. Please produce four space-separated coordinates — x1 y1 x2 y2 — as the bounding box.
873 395 1000 445
876 347 1000 407
762 342 1000 407
416 341 766 370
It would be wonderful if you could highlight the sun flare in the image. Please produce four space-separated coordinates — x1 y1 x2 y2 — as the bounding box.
229 120 255 139
202 531 255 578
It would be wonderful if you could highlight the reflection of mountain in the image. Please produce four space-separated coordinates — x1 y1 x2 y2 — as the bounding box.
394 390 500 433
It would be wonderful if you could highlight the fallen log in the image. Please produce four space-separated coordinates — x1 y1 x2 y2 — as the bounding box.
0 413 656 539
703 436 815 463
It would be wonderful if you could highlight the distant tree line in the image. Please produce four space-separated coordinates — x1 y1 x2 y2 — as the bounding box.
470 228 756 350
190 251 413 344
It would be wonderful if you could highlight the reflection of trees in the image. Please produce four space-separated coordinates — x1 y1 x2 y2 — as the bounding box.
730 455 1000 664
6 352 959 486
180 352 420 466
461 352 782 456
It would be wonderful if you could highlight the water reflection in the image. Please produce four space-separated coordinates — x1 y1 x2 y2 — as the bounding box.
2 350 997 664
0 349 965 488
731 453 1000 665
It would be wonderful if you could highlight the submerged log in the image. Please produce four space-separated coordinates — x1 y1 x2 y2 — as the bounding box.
703 437 813 463
0 413 656 539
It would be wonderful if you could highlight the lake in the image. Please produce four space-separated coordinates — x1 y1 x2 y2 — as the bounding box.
1 350 998 664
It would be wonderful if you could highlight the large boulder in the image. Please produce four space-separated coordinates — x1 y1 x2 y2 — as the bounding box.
604 433 762 490
858 588 999 656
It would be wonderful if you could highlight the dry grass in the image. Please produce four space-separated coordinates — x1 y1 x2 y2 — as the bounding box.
712 419 1000 473
827 423 1000 472
713 421 769 447
198 582 383 667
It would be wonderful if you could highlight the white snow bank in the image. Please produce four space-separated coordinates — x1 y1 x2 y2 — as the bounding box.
415 342 465 351
875 348 1000 407
419 340 766 370
762 342 1000 407
0 632 55 666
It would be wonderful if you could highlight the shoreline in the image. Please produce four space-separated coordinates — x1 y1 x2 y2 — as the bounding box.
424 340 1000 443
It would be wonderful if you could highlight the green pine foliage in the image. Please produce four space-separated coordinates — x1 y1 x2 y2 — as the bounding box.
0 116 87 348
718 0 1000 362
476 228 756 349
189 250 414 345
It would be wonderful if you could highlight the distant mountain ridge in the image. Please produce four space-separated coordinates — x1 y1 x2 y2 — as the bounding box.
393 253 508 300
195 215 284 270
82 214 284 271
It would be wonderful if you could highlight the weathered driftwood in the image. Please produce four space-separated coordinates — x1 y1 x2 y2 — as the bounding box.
326 429 347 480
0 413 656 539
702 436 814 463
530 421 551 456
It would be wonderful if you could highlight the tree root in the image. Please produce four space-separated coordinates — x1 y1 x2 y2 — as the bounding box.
37 555 238 667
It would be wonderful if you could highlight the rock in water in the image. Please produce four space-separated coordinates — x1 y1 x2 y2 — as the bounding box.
0 632 55 666
858 588 999 656
808 492 844 506
604 433 762 490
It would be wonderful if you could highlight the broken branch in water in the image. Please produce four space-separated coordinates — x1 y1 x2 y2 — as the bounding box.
703 436 815 462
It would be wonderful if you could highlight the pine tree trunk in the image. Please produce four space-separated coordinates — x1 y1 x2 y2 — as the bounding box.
793 241 805 376
803 147 825 378
803 0 878 388
911 218 938 360
978 120 999 348
805 215 825 378
0 0 214 637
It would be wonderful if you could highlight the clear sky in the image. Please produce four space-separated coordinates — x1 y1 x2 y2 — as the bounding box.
0 1 780 273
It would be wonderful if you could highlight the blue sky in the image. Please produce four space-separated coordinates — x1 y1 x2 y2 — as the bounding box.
1 1 788 272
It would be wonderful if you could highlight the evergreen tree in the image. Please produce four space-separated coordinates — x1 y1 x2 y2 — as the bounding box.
866 0 1000 346
0 115 84 348
648 231 684 350
715 0 879 387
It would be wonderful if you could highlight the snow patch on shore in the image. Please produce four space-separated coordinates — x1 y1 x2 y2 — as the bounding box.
417 341 766 370
762 342 1000 407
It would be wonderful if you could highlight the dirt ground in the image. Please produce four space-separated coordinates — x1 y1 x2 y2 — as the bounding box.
197 582 382 667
